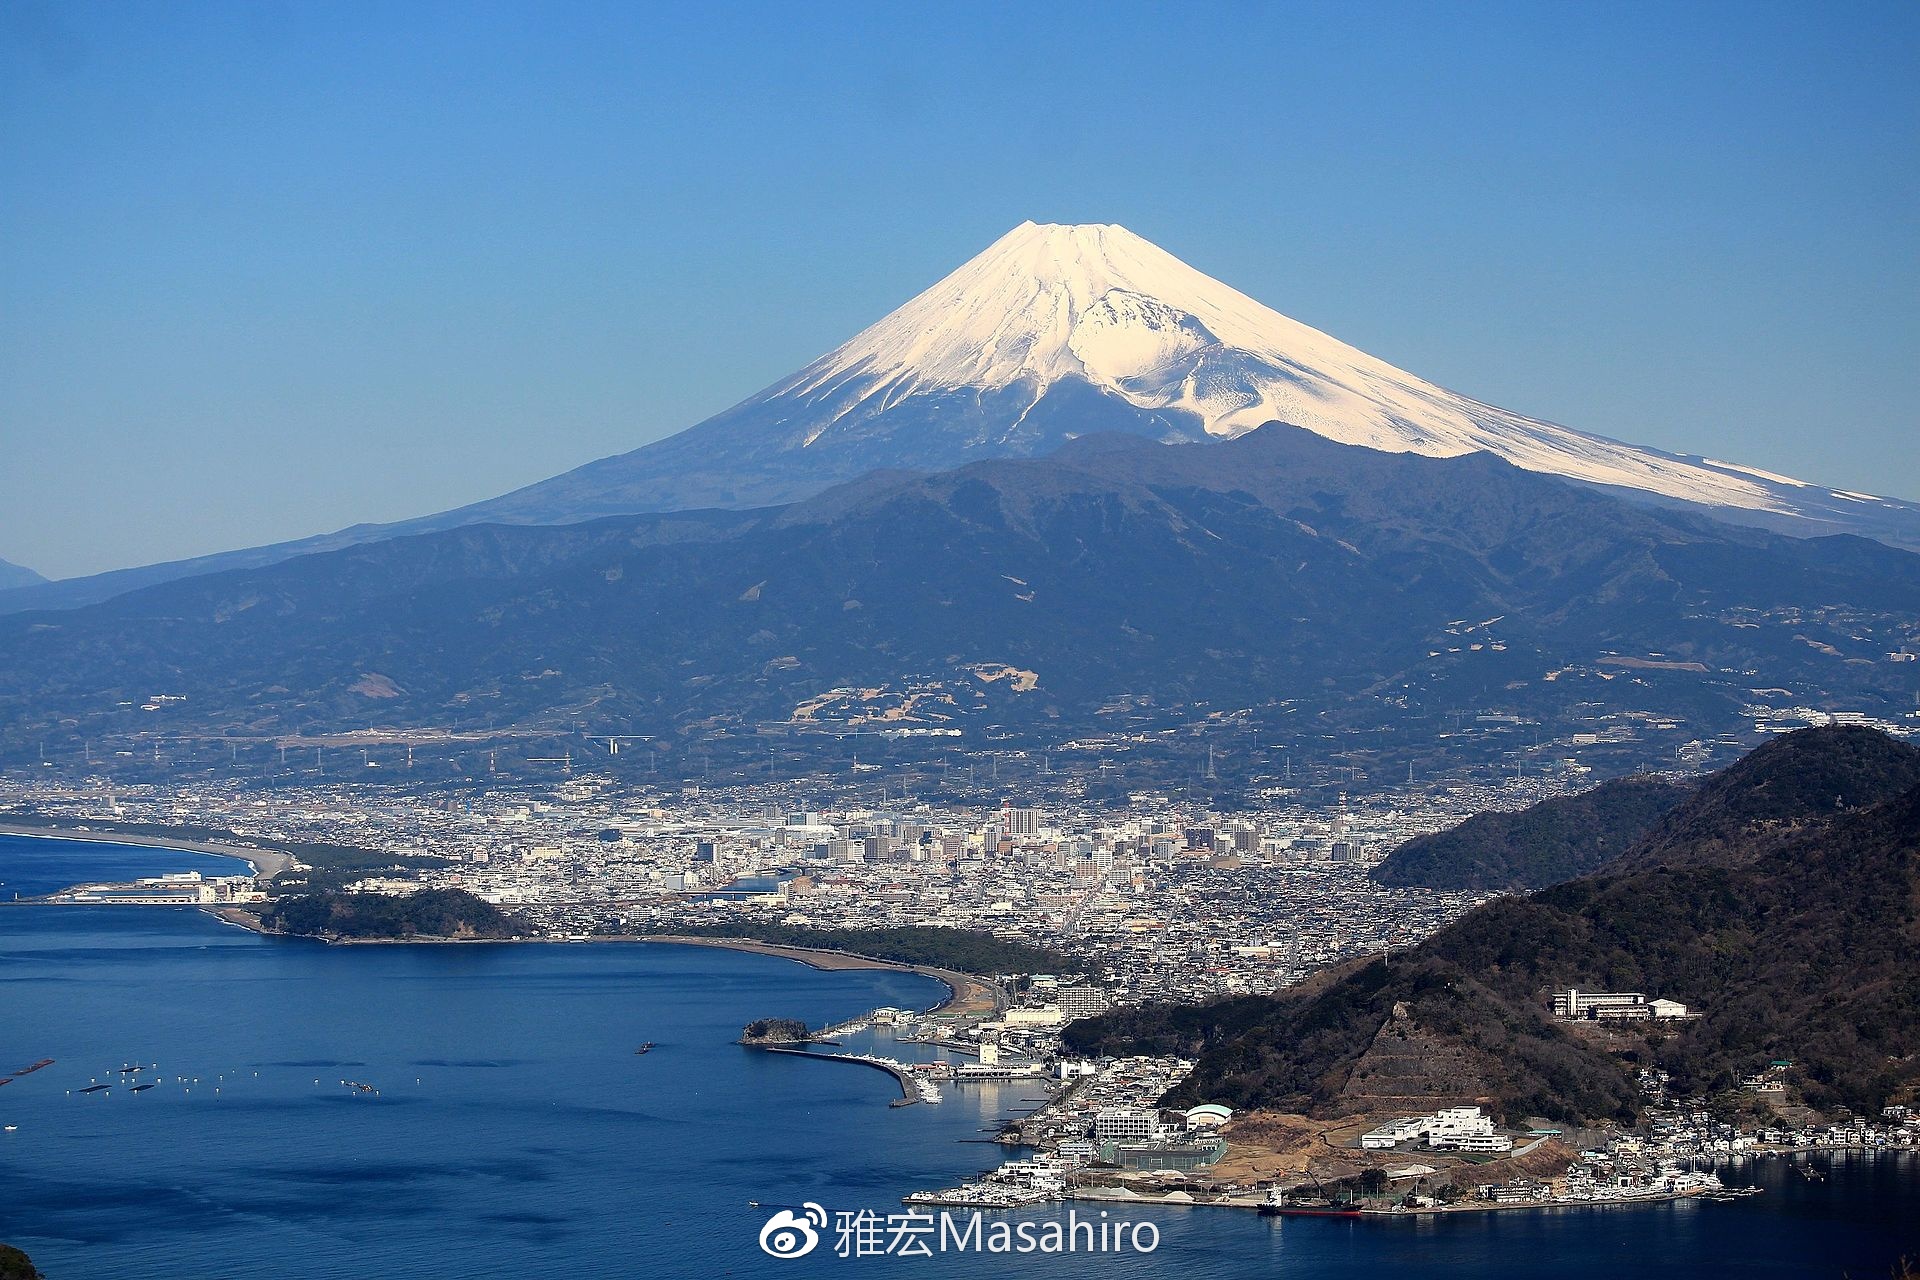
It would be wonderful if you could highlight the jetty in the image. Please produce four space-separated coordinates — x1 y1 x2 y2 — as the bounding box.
811 1012 873 1041
753 1046 941 1105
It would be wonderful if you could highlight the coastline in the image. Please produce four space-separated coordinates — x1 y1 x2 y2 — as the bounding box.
635 933 977 1016
1063 1148 1908 1220
1064 1186 1741 1216
0 820 294 879
195 917 982 1020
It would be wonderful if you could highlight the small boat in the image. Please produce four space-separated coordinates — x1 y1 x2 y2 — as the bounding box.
3 1125 17 1132
635 1043 656 1055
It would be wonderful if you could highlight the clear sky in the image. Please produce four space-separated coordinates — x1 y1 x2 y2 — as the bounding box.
3 0 1916 579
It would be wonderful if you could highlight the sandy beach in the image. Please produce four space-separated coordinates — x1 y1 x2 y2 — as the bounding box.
191 916 990 1019
636 933 1003 1017
0 820 295 879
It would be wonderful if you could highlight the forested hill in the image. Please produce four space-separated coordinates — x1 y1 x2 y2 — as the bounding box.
1610 723 1920 872
261 889 524 940
1371 725 1920 891
1067 726 1920 1124
1370 775 1692 891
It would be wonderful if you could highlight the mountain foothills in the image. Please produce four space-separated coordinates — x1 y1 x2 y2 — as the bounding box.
1374 722 1920 893
5 221 1916 615
1370 776 1694 891
1064 727 1920 1125
1 428 1917 766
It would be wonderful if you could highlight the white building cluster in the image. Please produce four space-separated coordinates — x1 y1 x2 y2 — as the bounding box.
1552 989 1690 1021
1360 1106 1514 1153
48 870 264 906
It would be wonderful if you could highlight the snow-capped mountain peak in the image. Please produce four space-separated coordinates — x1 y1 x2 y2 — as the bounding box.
10 220 1914 618
432 220 1916 552
786 222 1244 396
763 221 1859 520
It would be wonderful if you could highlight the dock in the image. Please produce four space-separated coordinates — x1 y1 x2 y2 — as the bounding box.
752 1046 940 1105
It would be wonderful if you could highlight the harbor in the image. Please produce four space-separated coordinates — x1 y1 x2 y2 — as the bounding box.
752 1045 945 1105
741 997 1067 1113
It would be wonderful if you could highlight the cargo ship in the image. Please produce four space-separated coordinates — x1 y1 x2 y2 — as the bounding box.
1258 1186 1363 1218
1258 1200 1364 1218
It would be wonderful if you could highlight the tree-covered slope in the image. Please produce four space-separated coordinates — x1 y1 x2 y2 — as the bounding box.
2 430 1917 764
261 888 524 940
1371 775 1694 891
1613 724 1920 871
1068 727 1920 1123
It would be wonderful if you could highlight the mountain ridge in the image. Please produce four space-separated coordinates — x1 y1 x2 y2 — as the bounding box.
1370 725 1920 893
0 558 44 592
1370 775 1696 892
6 222 1916 616
2 429 1915 766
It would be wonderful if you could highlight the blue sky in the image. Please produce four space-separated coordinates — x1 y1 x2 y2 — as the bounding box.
3 0 1916 578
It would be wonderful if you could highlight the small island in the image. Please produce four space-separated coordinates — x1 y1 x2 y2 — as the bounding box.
739 1018 814 1046
257 888 525 941
0 1243 43 1280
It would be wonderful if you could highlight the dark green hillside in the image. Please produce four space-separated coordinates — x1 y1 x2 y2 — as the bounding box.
261 888 524 940
1371 775 1693 891
1069 727 1920 1123
0 1243 42 1280
1614 723 1920 870
2 429 1917 764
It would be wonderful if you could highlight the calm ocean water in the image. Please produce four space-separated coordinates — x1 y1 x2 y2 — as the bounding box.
1 835 1916 1279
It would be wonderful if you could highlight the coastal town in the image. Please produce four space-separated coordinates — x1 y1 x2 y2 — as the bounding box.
3 727 1915 1227
797 1014 1920 1217
1 763 1530 1003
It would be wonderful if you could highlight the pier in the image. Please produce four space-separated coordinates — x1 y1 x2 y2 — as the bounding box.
811 1013 873 1041
752 1046 940 1105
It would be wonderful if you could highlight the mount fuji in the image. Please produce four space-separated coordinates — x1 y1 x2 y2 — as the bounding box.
6 221 1915 613
443 220 1919 544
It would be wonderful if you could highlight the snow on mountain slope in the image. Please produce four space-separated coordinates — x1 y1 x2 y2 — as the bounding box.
760 221 1866 520
430 219 1911 545
5 221 1915 618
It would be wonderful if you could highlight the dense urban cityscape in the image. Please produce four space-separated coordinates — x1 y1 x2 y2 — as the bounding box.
5 758 1523 1000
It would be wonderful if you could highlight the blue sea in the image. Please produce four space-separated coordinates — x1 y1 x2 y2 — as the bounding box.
1 834 1916 1279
